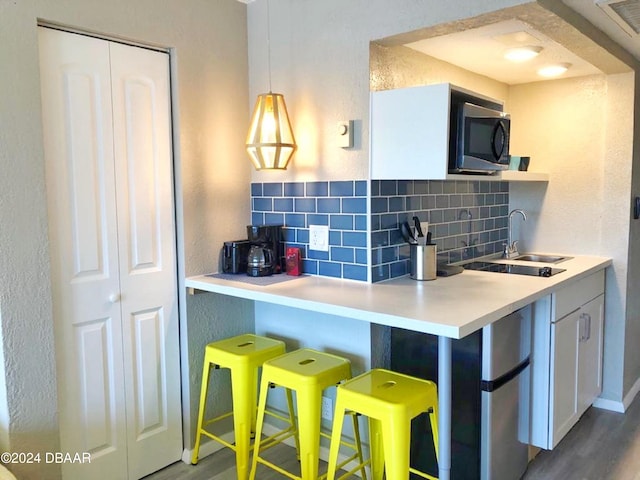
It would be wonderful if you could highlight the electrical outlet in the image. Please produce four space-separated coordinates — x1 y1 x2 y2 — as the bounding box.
321 396 333 421
309 225 329 252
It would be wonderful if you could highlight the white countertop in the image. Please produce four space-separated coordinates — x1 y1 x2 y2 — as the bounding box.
185 255 611 339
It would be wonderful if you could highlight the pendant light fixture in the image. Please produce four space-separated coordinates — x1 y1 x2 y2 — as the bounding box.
246 0 297 170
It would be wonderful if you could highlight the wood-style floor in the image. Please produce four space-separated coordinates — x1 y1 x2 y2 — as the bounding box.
522 395 640 480
145 394 640 480
142 439 342 479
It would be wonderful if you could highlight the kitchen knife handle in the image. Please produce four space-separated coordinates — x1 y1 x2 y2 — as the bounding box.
412 216 424 237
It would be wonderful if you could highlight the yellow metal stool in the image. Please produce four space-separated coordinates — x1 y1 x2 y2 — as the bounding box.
249 348 367 480
326 368 439 480
192 333 296 480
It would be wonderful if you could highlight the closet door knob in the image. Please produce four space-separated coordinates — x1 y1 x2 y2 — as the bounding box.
109 293 121 303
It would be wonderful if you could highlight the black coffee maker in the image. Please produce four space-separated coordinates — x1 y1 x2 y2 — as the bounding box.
246 224 284 276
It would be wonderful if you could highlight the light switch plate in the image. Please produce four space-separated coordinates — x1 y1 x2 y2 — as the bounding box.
309 225 329 252
337 120 353 148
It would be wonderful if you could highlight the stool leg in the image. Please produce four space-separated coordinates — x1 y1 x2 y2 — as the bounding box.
368 418 384 480
350 413 367 480
285 388 300 458
191 356 212 464
230 365 255 480
326 396 347 480
429 397 440 465
295 386 322 479
381 416 411 480
248 377 270 480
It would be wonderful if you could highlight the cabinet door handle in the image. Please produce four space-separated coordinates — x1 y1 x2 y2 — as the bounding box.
585 313 592 341
579 313 588 342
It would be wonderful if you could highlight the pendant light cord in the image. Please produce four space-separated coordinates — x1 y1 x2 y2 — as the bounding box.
267 0 272 93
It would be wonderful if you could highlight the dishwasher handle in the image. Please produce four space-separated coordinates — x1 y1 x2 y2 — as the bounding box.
480 357 530 393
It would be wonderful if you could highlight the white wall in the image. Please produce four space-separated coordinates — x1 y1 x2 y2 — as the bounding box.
254 302 371 438
624 74 640 400
370 43 510 101
0 1 251 477
0 309 8 452
508 75 610 255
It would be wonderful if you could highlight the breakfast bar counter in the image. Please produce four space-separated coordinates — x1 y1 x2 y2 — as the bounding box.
186 255 611 339
186 254 611 479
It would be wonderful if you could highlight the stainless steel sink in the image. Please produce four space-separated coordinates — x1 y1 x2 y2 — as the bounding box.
513 254 571 264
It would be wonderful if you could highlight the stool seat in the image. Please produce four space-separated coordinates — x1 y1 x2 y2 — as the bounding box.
192 334 291 480
327 368 439 480
206 333 287 368
337 368 434 418
258 348 352 388
249 349 366 480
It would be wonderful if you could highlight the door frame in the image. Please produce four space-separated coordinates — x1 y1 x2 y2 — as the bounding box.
38 20 191 469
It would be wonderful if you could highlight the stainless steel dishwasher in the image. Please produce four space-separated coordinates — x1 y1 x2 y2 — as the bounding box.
391 305 531 480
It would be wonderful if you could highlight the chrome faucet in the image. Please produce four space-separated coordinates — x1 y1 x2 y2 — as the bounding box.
459 209 476 259
504 209 527 259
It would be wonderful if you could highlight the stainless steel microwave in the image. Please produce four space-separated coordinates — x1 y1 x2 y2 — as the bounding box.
449 101 510 174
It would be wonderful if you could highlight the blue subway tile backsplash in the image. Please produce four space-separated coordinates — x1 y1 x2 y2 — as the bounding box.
263 182 283 197
370 179 509 282
330 181 354 197
306 181 329 197
253 197 272 212
295 198 316 213
274 198 293 212
330 215 353 230
250 179 508 283
284 182 304 197
318 198 341 213
251 181 369 281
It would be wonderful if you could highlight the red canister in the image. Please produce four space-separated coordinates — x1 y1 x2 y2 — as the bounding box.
286 247 301 276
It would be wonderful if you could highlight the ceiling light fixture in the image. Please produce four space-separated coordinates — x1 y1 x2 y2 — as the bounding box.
537 62 572 78
504 45 543 62
246 0 297 170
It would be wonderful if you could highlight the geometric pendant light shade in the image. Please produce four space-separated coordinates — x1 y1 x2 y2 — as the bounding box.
245 92 297 170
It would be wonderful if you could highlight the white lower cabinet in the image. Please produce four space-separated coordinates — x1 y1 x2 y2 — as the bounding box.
549 307 580 445
577 295 605 415
531 270 605 449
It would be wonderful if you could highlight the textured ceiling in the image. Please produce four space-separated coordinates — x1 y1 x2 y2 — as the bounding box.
404 18 602 85
375 3 633 86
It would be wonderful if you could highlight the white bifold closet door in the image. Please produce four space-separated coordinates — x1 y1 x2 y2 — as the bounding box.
38 27 181 480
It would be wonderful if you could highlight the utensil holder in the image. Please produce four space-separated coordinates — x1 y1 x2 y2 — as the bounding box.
410 244 437 281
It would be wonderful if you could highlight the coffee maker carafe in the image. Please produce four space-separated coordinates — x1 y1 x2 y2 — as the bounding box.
246 245 275 277
246 224 284 275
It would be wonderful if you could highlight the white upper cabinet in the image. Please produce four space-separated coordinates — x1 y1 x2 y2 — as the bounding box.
370 83 451 180
370 83 548 182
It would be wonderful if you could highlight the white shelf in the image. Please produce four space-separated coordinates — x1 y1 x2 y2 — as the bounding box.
444 171 549 182
500 170 549 182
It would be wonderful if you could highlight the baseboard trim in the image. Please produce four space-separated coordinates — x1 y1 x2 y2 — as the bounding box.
592 376 640 413
623 376 640 410
592 397 625 413
181 430 235 464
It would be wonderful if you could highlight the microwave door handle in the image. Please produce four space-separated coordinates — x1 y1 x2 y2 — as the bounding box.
491 121 506 160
